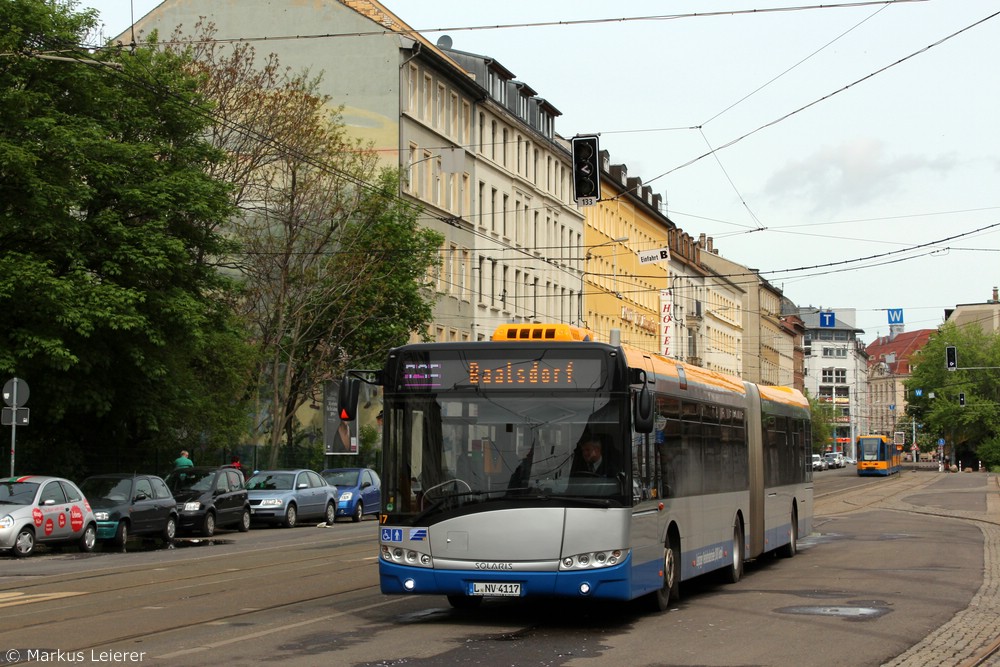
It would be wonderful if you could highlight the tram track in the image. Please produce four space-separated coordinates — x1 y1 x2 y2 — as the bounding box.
0 526 385 651
0 530 374 598
820 471 1000 667
816 470 1000 530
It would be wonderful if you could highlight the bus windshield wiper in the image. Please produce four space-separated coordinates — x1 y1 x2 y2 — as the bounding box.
413 489 505 523
491 490 613 507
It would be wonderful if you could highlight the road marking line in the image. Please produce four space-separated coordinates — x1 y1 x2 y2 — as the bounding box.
0 591 85 608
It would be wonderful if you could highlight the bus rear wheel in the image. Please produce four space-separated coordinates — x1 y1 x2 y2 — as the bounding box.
778 510 798 558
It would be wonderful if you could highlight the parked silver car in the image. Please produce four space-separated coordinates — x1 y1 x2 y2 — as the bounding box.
245 469 338 527
0 476 98 557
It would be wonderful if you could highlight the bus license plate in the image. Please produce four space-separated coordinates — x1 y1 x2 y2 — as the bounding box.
470 582 521 597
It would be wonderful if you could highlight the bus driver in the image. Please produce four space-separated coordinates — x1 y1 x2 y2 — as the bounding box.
574 434 611 476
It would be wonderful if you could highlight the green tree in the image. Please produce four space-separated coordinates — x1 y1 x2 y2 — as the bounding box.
906 323 1000 465
0 1 253 476
807 390 836 454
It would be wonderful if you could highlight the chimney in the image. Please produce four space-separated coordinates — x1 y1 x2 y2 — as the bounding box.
993 286 998 303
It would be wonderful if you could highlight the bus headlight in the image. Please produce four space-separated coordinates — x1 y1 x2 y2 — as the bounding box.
381 543 433 568
559 549 627 570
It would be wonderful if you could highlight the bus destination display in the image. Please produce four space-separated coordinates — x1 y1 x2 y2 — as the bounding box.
399 353 604 391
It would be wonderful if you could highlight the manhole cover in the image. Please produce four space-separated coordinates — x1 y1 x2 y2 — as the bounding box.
776 605 890 620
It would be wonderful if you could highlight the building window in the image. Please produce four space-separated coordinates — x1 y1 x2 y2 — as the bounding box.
406 144 417 194
408 65 418 113
422 75 432 121
436 83 445 129
502 194 509 239
478 113 485 154
462 102 471 145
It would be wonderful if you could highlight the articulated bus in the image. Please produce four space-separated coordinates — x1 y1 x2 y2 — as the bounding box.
856 434 903 476
338 324 812 611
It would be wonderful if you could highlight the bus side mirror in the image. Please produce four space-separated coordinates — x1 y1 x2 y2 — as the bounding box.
338 376 362 422
633 371 654 434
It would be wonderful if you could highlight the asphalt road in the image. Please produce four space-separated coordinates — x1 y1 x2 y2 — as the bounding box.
0 468 997 667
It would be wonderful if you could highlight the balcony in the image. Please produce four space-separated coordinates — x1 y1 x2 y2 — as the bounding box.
685 300 703 324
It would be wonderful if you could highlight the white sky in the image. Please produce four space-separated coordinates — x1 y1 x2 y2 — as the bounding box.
81 0 1000 341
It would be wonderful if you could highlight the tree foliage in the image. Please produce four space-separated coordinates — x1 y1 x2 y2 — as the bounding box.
0 1 253 476
807 390 836 453
906 322 1000 465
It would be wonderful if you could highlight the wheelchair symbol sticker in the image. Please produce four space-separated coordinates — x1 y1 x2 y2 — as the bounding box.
381 528 403 542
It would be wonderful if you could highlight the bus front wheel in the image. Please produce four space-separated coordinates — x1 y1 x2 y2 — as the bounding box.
648 535 680 612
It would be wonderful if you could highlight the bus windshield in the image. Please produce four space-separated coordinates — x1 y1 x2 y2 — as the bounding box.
382 392 629 518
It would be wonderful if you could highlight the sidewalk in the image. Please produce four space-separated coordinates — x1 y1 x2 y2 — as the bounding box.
881 471 1000 667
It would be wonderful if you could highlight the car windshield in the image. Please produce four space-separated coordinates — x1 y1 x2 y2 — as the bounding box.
81 477 133 503
165 470 215 493
246 473 295 491
322 470 360 487
0 481 38 505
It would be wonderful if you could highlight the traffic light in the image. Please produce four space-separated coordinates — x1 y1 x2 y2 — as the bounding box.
959 392 966 407
945 345 957 370
571 135 601 205
337 376 361 421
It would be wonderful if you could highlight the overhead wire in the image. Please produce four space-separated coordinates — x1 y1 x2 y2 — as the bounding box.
66 3 1000 345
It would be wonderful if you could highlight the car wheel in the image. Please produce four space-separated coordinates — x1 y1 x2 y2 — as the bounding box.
202 511 216 537
352 501 363 523
114 520 129 549
720 517 744 584
284 504 297 528
13 527 35 558
79 524 97 553
778 510 798 558
238 507 251 533
324 502 336 525
162 516 177 542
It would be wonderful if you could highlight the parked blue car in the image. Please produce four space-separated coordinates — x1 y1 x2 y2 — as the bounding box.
321 468 381 522
245 469 337 528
